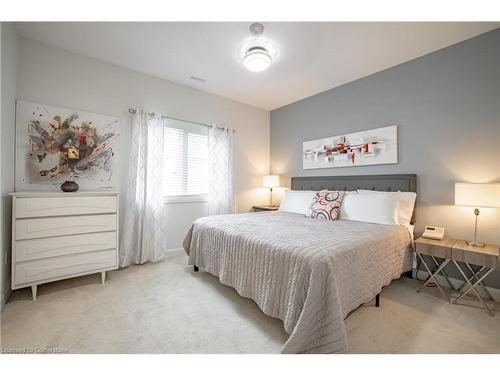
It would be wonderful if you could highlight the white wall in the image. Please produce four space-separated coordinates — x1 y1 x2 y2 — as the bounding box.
1 23 18 309
15 36 270 251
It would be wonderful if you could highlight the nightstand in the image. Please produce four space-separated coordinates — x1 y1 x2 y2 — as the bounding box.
415 237 455 302
450 240 499 317
415 236 499 316
253 205 279 212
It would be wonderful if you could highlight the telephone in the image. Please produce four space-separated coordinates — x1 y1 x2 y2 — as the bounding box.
422 226 445 240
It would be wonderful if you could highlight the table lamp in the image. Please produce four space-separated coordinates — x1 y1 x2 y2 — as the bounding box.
263 175 280 207
454 182 500 247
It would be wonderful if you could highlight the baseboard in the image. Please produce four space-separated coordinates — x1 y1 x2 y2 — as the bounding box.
415 269 500 300
166 248 186 257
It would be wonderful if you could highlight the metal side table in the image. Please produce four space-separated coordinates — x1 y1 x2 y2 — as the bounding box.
450 240 499 317
415 237 456 302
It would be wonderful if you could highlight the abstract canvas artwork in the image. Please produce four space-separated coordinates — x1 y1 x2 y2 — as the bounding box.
16 100 120 190
303 125 397 169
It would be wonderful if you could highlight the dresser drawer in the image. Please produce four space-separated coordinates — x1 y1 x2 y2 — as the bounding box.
15 249 117 286
16 214 117 240
16 231 117 262
15 196 117 218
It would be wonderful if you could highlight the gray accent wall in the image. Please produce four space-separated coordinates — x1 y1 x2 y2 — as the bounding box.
270 29 500 287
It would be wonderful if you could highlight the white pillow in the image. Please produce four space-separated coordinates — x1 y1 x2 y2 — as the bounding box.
338 191 357 219
339 191 400 225
357 190 416 225
279 190 317 215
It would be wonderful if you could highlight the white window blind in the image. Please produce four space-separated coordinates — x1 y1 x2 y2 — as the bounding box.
163 120 208 200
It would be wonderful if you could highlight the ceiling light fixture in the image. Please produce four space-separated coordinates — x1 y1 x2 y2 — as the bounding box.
243 46 272 72
241 23 273 72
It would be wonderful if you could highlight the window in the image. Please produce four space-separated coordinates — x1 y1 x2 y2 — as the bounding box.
163 119 208 202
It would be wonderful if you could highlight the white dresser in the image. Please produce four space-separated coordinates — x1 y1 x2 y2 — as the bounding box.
10 191 119 300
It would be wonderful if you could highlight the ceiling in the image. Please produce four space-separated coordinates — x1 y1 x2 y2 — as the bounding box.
15 22 498 110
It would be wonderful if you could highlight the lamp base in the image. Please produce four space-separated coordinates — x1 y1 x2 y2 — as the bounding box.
466 241 485 247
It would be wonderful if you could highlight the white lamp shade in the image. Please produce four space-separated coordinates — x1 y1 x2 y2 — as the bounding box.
263 175 280 188
455 183 500 208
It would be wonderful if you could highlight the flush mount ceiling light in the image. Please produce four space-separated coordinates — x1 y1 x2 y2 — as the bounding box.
241 23 274 72
243 46 272 72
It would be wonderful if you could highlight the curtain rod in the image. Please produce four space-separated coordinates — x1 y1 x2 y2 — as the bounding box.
128 108 234 132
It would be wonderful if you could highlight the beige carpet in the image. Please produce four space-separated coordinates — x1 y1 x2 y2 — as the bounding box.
1 252 499 354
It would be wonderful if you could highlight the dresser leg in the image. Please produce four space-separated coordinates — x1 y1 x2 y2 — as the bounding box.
101 271 106 285
31 285 37 301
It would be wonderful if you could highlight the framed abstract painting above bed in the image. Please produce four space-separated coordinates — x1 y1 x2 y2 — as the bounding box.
303 125 398 169
15 100 120 191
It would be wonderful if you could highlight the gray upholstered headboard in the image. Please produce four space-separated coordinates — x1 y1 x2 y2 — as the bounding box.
291 174 417 222
291 174 417 193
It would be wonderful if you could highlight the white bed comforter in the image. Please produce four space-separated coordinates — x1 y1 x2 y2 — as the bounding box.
183 211 412 354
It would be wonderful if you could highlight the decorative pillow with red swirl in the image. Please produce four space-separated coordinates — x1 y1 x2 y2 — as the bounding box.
306 190 345 220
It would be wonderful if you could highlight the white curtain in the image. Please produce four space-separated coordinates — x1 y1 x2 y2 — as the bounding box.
120 110 168 267
208 126 235 215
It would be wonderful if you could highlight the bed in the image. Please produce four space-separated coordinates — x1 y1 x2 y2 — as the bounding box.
183 174 417 354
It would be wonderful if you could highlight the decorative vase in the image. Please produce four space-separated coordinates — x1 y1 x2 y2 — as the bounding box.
60 180 79 192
